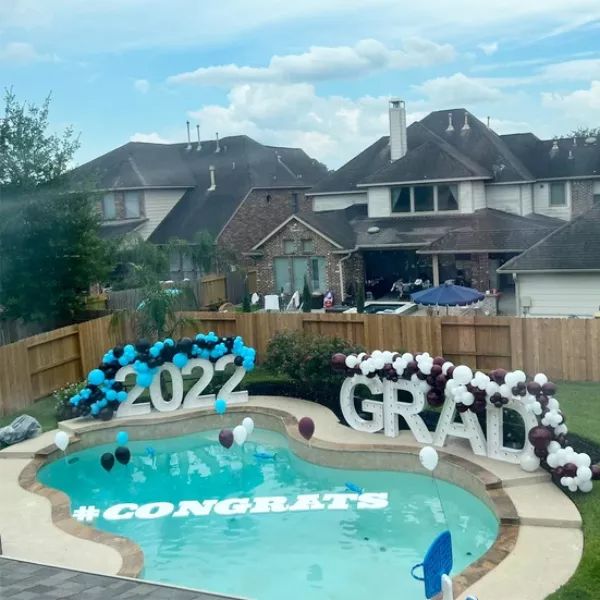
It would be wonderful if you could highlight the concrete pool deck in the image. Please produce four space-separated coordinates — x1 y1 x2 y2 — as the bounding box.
0 396 583 600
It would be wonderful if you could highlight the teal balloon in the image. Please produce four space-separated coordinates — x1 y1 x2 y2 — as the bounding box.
88 369 105 386
116 431 129 445
214 398 227 415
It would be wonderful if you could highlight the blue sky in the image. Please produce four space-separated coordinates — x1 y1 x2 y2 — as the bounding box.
1 1 600 168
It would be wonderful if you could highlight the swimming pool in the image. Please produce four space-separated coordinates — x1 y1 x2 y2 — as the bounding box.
38 428 499 600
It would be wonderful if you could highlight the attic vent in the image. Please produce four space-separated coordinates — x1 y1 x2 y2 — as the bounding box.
446 112 454 133
550 139 559 158
461 112 470 132
367 226 380 234
568 149 574 160
585 137 597 145
492 161 505 176
215 132 221 153
572 137 577 147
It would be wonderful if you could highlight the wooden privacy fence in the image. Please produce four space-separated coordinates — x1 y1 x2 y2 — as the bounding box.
1 313 600 417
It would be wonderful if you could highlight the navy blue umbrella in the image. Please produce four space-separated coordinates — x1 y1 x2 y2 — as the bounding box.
410 283 485 307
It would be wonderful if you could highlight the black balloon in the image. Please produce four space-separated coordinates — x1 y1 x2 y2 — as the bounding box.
234 355 244 367
113 345 124 358
99 407 114 421
115 446 131 465
101 452 115 471
177 337 193 353
136 338 151 353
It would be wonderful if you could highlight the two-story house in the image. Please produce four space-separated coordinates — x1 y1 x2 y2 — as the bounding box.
248 100 600 306
68 133 328 280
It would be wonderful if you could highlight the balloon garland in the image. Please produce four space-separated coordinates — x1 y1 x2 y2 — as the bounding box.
331 351 599 493
69 333 256 421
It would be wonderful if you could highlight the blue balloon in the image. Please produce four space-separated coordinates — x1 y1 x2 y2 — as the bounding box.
214 398 227 415
106 390 117 401
164 338 175 347
136 372 153 388
173 352 189 369
81 388 91 399
118 355 130 366
149 347 160 358
124 344 135 354
88 369 105 386
117 390 128 403
116 431 129 445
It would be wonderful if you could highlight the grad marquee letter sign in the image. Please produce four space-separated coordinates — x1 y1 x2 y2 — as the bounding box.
332 350 599 493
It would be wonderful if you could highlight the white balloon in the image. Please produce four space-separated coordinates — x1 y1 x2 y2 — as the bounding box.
372 350 383 359
485 381 500 396
233 425 247 446
560 477 570 487
452 365 473 385
419 446 439 472
441 361 454 375
402 352 414 362
504 372 518 388
419 362 432 375
382 351 394 364
356 352 366 362
548 441 561 454
54 431 69 452
577 466 592 481
242 417 255 435
519 454 540 472
499 384 511 398
461 392 475 406
547 398 560 411
373 357 385 370
568 482 578 493
513 370 527 383
345 355 358 369
534 373 548 386
531 402 542 416
579 480 593 493
359 362 370 375
575 453 591 468
546 453 559 468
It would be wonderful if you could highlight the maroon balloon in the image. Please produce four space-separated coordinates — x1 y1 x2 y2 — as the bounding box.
218 429 234 449
563 462 578 477
591 464 600 481
407 360 418 374
472 399 487 414
542 382 557 396
456 403 470 413
416 371 427 380
435 374 447 389
331 353 347 373
430 364 443 377
528 425 553 449
526 381 542 396
446 366 455 379
426 375 437 387
298 416 315 441
534 446 548 459
538 394 549 408
427 389 444 407
553 466 564 479
433 356 446 366
492 368 507 384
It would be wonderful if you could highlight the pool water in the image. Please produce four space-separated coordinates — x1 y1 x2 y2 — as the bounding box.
38 429 498 600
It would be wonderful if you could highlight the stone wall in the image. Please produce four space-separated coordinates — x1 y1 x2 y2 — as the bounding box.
571 180 594 217
471 253 491 292
218 187 312 264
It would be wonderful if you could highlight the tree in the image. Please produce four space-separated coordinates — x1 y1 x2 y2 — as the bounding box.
302 278 312 313
560 126 600 139
0 190 110 325
110 237 169 290
0 89 80 191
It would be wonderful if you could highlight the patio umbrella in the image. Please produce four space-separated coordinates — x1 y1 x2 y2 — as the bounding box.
410 283 485 307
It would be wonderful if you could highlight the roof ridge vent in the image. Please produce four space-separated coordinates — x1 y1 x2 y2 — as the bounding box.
461 111 470 132
185 121 192 151
446 112 454 133
215 132 221 153
196 124 202 151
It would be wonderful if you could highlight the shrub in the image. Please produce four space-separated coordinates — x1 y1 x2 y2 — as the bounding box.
264 330 363 415
53 381 86 421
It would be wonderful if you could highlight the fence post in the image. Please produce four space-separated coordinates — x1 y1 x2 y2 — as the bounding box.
509 317 524 370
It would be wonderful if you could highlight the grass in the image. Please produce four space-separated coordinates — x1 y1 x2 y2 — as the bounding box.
1 374 599 597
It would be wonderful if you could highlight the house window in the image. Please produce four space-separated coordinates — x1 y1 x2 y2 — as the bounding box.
101 193 116 220
437 184 459 211
302 239 315 254
273 256 326 294
414 185 434 212
549 182 566 207
593 194 600 204
283 240 296 255
125 191 141 218
292 192 299 212
391 187 411 213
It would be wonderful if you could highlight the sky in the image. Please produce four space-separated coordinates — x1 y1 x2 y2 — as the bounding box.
1 1 600 168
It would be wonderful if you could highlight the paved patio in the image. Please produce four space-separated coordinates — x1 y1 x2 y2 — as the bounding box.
0 557 240 600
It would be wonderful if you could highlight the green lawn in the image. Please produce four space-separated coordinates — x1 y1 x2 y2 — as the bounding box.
1 375 599 598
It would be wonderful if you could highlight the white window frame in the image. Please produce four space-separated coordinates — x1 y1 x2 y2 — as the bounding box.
101 193 116 220
125 191 141 218
549 182 567 207
391 184 459 214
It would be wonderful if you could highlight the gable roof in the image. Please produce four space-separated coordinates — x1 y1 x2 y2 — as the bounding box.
308 136 391 194
498 204 600 272
360 123 491 185
418 208 562 253
501 134 600 180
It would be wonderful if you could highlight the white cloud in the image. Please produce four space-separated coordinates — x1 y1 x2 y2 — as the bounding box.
168 38 456 85
133 79 150 93
0 41 55 64
487 117 532 133
539 58 600 81
478 42 499 55
415 73 503 104
130 132 174 144
541 80 600 119
186 82 424 167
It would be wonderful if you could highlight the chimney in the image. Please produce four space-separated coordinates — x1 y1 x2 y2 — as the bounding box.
446 112 454 133
462 111 470 132
196 124 202 151
215 132 221 153
388 99 407 161
186 121 192 151
207 165 216 191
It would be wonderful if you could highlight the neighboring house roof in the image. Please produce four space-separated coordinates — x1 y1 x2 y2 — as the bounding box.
498 204 600 272
68 135 328 243
501 134 600 180
308 136 390 194
98 219 147 239
418 209 562 253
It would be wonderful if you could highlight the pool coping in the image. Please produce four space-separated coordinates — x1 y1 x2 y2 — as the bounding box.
9 396 583 600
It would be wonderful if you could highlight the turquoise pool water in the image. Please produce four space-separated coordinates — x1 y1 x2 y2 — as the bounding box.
38 429 498 600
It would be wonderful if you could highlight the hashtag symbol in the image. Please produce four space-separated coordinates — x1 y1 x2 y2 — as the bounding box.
72 505 100 522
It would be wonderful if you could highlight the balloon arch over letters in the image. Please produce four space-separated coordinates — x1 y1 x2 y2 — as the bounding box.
69 333 256 420
331 351 600 494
